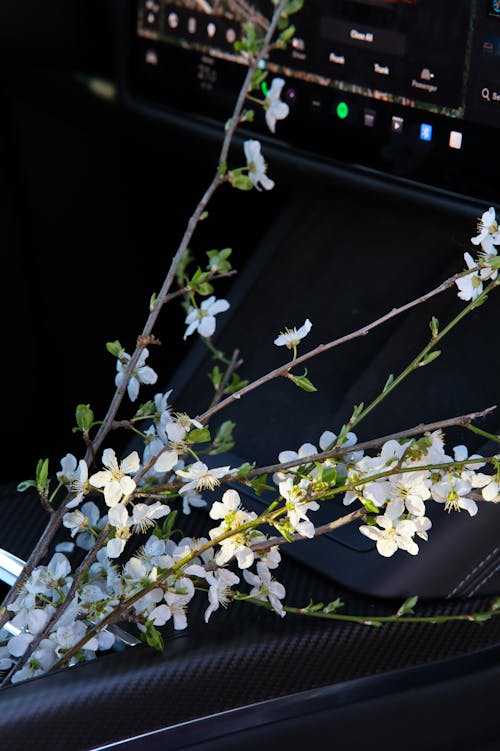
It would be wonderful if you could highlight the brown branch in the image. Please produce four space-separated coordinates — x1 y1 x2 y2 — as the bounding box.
197 268 491 424
233 405 497 480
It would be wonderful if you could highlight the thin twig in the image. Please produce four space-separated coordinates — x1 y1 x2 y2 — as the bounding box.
197 268 493 424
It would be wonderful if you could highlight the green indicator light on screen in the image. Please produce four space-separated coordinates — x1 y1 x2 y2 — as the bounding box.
336 101 349 120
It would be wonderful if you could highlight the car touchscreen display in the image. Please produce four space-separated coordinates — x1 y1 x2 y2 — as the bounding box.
128 1 500 202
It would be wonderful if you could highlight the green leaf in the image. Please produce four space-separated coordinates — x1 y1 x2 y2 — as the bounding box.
288 373 317 392
149 292 158 312
153 510 179 541
209 420 236 455
277 24 296 47
106 340 122 357
248 475 274 495
429 316 439 337
250 68 267 91
75 403 94 433
361 499 381 514
236 462 254 478
206 248 232 274
226 373 249 394
240 109 255 123
17 479 37 493
188 268 214 296
229 172 253 191
470 612 493 623
383 373 394 392
144 623 164 652
396 595 419 617
134 399 155 418
315 464 337 486
323 598 344 614
200 211 209 221
209 365 223 389
36 458 49 489
188 427 211 444
418 350 441 367
273 520 294 543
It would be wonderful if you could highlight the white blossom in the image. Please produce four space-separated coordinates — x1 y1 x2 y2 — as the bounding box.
274 318 312 349
471 206 500 254
363 468 431 517
243 561 286 617
176 461 230 495
115 348 158 402
163 577 195 630
431 476 477 516
57 454 89 509
209 489 258 569
89 448 140 507
359 499 420 557
279 478 319 539
63 500 101 540
131 501 170 533
184 296 230 340
203 566 240 623
264 77 289 133
455 251 497 302
244 139 274 191
107 505 132 558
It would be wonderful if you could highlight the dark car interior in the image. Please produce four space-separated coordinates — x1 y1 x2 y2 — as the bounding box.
1 1 500 749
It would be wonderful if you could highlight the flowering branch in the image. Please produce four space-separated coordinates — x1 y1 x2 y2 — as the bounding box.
197 267 497 424
2 3 500 691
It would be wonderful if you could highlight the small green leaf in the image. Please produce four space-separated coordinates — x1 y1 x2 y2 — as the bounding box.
396 595 419 617
469 612 493 623
240 109 255 123
149 292 158 312
209 365 223 390
226 373 249 394
361 499 381 514
316 464 337 486
153 510 179 541
144 623 164 652
323 598 344 614
248 475 274 495
75 403 94 433
273 520 294 543
106 340 122 357
209 420 236 455
17 479 37 493
229 172 253 191
429 316 439 337
188 427 211 444
288 372 317 392
383 373 394 392
206 248 232 274
250 68 267 91
236 462 254 478
36 458 49 489
418 350 441 367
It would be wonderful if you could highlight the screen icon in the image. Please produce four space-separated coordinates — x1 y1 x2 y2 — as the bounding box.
449 131 463 149
363 108 376 127
336 101 349 120
391 115 404 133
419 123 433 141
